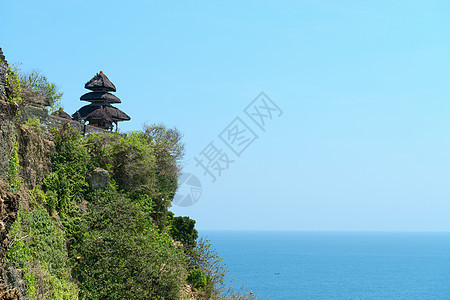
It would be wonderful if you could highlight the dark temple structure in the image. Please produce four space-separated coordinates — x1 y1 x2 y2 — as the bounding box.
72 71 130 130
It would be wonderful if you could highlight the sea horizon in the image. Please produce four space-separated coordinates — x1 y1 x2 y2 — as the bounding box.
202 230 450 299
200 229 450 233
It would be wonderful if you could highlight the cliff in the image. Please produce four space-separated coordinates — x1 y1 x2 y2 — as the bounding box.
0 48 238 300
0 60 22 299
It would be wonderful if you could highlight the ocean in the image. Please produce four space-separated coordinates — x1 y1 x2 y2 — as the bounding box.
201 231 450 299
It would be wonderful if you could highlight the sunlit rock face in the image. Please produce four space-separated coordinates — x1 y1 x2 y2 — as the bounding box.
0 47 7 102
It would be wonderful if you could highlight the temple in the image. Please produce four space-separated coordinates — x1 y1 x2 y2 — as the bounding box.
72 71 130 130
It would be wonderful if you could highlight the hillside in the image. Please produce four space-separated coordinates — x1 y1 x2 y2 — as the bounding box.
0 49 252 300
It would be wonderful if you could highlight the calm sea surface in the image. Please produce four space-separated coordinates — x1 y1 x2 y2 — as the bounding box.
201 231 450 299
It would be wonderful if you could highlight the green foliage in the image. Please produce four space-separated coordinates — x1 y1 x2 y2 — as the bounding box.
19 69 63 112
44 124 90 213
23 117 42 134
168 212 198 251
7 206 78 299
86 131 156 194
85 124 184 228
3 62 22 103
74 188 187 299
4 120 237 299
7 138 20 193
188 268 211 292
191 238 228 297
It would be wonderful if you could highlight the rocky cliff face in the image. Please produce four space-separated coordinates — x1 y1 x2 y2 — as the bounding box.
0 50 23 299
17 127 54 189
0 182 22 300
0 76 16 180
0 48 8 103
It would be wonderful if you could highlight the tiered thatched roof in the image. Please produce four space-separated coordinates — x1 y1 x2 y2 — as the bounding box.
80 91 121 103
73 103 130 122
85 71 116 92
72 71 130 130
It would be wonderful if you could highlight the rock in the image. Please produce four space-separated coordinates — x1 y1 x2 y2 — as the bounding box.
5 267 25 299
0 47 8 103
0 101 18 179
20 87 50 108
87 168 110 190
17 126 54 189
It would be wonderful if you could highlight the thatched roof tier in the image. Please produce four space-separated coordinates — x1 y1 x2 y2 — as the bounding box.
103 105 131 121
80 91 121 103
72 104 131 121
85 108 114 122
51 108 72 120
85 71 116 92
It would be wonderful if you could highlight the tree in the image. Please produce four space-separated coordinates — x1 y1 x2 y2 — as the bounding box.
168 213 198 251
19 69 63 112
85 124 185 228
74 189 187 299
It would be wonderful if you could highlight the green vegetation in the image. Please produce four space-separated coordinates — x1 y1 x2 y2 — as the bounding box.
7 138 20 193
23 117 42 134
5 122 250 299
4 63 63 111
168 212 199 252
3 62 22 103
74 189 187 299
19 69 63 112
7 206 78 299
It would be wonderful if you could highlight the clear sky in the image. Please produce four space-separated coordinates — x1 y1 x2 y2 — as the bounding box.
2 0 450 231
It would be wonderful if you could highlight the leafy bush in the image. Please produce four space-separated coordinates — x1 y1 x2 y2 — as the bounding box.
19 69 63 112
3 62 22 103
86 131 155 194
7 206 78 299
191 238 228 297
168 213 198 251
188 268 211 292
7 138 20 193
43 124 90 213
74 188 187 299
85 124 184 228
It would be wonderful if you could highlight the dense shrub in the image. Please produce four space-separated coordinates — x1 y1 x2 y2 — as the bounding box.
43 124 90 212
85 124 184 227
168 213 198 252
74 188 187 299
7 138 20 193
19 68 63 112
7 206 78 299
3 63 22 103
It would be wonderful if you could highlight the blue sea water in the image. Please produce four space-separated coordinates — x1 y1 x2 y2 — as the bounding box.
201 231 450 299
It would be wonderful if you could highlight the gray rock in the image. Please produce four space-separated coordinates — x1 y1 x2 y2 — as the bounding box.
5 266 25 299
87 168 110 190
21 87 50 108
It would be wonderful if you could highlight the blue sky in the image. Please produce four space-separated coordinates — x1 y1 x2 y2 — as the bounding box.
2 1 450 231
